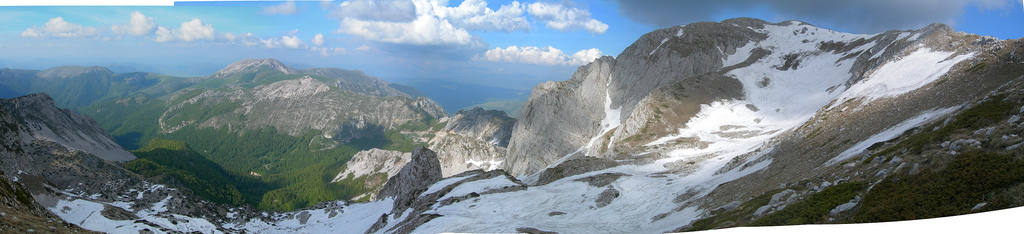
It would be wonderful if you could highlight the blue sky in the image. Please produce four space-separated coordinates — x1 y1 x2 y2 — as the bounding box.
1 0 1022 91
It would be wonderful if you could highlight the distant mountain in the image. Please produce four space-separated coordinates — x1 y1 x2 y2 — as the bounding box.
0 57 450 211
211 58 298 78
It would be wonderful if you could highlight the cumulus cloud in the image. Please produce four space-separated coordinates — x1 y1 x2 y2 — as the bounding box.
21 17 100 38
475 45 602 66
333 0 530 46
111 11 157 36
155 18 216 42
438 0 530 32
527 2 608 34
356 45 371 51
260 35 305 49
263 1 299 15
338 15 476 46
312 33 325 46
613 0 1016 34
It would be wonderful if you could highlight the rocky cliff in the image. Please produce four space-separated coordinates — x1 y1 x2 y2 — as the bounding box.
0 93 135 162
377 146 443 214
429 107 515 177
505 18 991 176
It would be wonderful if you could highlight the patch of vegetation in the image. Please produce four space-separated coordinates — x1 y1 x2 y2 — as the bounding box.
875 94 1015 156
964 62 987 73
749 182 867 226
685 188 783 231
853 151 1024 222
125 138 267 206
79 97 167 150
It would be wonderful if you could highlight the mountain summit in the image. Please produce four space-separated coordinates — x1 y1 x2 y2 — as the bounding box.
211 58 298 78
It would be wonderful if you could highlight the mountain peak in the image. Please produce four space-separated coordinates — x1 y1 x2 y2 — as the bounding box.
212 58 297 78
37 66 113 79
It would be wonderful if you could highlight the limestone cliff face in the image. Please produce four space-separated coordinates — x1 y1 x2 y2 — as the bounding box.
377 146 442 213
0 93 135 162
505 18 769 176
331 148 411 201
441 107 515 147
430 107 515 177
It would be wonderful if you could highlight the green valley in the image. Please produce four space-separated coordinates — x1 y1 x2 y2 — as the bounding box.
1 58 445 211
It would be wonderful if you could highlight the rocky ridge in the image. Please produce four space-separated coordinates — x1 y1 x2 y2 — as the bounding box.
0 93 135 162
430 107 515 177
211 58 298 79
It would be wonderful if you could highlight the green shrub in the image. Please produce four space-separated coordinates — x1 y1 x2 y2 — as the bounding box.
750 182 867 226
853 151 1024 222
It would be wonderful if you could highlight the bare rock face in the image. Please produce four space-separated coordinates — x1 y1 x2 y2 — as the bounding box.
0 93 135 162
429 107 515 177
442 107 516 147
331 148 411 201
334 149 411 183
377 146 443 213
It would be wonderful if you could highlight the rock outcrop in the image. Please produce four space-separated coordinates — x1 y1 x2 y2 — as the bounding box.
429 107 515 177
377 146 443 213
331 148 411 201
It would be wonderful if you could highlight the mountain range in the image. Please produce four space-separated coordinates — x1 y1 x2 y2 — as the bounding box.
0 17 1023 233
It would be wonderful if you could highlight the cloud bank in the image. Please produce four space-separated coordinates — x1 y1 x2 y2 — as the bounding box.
614 0 1016 33
475 45 602 66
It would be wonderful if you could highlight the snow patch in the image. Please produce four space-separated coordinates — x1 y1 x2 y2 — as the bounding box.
439 176 521 201
466 159 503 171
827 106 958 166
834 48 975 107
650 37 670 55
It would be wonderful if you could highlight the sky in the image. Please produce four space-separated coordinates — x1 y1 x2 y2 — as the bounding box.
1 0 1022 91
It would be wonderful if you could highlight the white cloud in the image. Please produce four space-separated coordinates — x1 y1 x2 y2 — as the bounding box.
438 0 530 32
263 1 299 15
333 0 530 46
312 46 346 56
21 17 100 38
337 15 475 46
312 33 325 46
111 11 157 36
356 45 371 51
155 18 216 42
260 35 305 49
475 45 602 66
527 2 608 34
